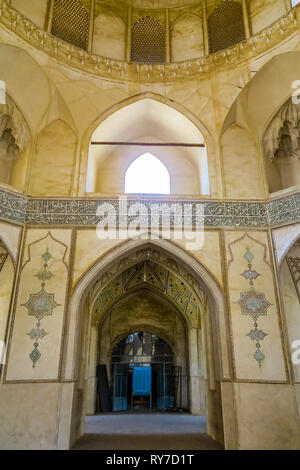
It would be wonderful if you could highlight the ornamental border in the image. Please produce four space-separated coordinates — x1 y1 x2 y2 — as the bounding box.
0 188 299 228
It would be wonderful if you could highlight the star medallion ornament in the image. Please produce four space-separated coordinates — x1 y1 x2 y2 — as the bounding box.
22 287 60 321
238 288 271 322
237 248 271 367
23 248 60 368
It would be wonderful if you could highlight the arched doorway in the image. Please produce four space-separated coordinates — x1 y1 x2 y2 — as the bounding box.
278 236 300 384
110 331 175 412
60 238 230 450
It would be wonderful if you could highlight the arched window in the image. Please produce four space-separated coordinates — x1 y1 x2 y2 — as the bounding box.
52 0 89 50
208 0 245 54
131 16 166 64
125 153 170 194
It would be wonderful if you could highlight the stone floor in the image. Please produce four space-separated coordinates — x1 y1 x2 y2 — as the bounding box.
72 413 223 450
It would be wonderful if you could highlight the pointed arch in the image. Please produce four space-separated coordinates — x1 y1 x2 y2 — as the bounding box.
83 92 215 197
63 237 231 382
125 153 170 194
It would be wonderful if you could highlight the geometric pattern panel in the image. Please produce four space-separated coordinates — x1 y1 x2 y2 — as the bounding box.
94 261 199 326
0 239 8 273
52 0 89 50
208 0 245 53
131 16 166 64
287 254 300 293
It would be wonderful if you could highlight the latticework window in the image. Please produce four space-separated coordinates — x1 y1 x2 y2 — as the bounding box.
208 0 245 54
131 16 166 64
52 0 89 50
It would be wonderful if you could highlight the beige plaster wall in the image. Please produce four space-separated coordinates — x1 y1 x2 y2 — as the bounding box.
233 382 300 449
92 12 126 60
0 382 61 450
29 120 77 197
225 230 287 381
221 125 265 200
171 13 204 62
6 229 72 382
11 0 48 29
272 223 300 265
249 0 287 35
0 220 22 263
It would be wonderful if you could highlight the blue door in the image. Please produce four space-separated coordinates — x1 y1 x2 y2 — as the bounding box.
112 364 128 411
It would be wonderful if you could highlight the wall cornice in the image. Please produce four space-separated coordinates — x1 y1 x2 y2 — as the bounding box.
0 187 299 229
0 0 299 84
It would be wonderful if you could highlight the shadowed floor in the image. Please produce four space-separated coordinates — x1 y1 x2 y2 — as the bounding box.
72 414 223 450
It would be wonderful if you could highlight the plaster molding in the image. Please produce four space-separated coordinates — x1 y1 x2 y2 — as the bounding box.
0 187 300 228
0 0 299 84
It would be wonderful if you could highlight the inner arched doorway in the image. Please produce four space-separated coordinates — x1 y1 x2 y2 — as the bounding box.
61 238 231 450
110 331 175 412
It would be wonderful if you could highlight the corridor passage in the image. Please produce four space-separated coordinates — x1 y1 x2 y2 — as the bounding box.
72 414 223 450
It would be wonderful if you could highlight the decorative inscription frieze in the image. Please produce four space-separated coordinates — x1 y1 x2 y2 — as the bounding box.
267 193 300 226
0 188 27 223
0 187 299 228
26 198 268 227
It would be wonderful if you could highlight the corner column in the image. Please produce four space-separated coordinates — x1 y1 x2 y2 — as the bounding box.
165 8 171 63
88 0 95 53
202 0 209 55
46 0 55 34
126 6 132 62
241 0 251 38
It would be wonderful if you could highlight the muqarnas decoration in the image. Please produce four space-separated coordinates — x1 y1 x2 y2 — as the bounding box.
22 248 60 367
238 248 271 367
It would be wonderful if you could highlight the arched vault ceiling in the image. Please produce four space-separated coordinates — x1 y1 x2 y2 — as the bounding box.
93 260 201 328
92 99 205 144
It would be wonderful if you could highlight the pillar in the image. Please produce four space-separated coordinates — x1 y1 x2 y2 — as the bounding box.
202 0 209 55
241 0 251 38
188 328 202 415
88 0 95 53
46 0 55 34
85 325 99 415
285 0 292 11
126 6 132 62
165 8 171 63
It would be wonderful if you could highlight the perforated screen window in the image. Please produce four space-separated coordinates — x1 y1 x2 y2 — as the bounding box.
208 0 245 54
131 16 166 64
52 0 89 50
